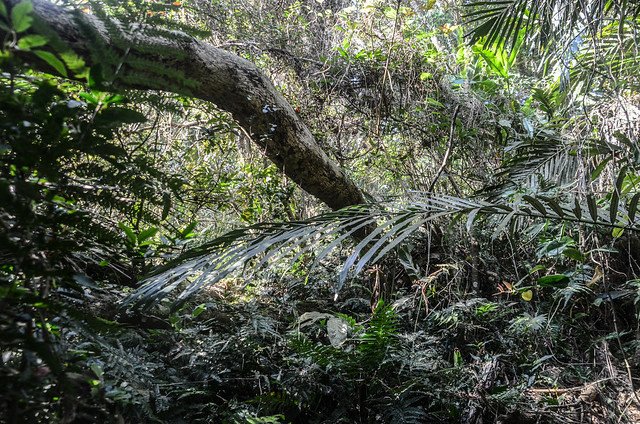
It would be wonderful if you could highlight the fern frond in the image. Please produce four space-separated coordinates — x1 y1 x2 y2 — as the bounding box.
75 1 204 93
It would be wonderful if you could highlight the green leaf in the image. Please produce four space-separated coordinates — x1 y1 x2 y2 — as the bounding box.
473 45 508 78
426 97 443 107
466 208 480 233
0 3 7 18
103 94 125 106
95 107 147 127
610 189 619 224
528 264 546 274
562 247 585 262
523 195 547 216
118 222 137 245
90 363 104 379
540 196 564 217
537 274 570 287
612 226 624 238
590 156 612 181
88 65 106 90
572 197 582 220
180 221 198 239
33 50 67 76
586 194 598 222
453 348 463 367
17 34 47 50
78 92 99 105
137 227 158 243
610 166 627 223
11 1 33 33
59 50 87 75
192 303 207 318
615 165 628 194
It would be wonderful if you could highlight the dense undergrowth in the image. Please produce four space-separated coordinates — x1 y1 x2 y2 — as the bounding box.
3 0 640 423
7 246 640 423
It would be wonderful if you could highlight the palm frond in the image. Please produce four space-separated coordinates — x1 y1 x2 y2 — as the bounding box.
569 19 640 92
464 0 639 52
488 129 577 194
464 0 533 50
123 187 640 310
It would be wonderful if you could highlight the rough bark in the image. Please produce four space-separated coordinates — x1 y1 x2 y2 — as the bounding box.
2 0 367 211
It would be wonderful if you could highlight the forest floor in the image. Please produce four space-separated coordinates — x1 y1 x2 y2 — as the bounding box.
86 269 640 423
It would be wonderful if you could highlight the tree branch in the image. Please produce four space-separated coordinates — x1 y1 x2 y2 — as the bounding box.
2 0 367 211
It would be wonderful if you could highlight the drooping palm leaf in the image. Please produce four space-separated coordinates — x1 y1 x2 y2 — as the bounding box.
487 129 577 195
123 188 640 310
570 19 640 92
464 0 639 52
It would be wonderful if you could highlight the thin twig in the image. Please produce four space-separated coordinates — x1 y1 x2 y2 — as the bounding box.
429 105 460 192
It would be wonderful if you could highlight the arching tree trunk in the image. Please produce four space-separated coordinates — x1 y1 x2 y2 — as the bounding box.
2 0 367 211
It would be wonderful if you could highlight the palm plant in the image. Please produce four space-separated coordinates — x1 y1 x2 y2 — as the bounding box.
464 0 640 51
125 183 640 308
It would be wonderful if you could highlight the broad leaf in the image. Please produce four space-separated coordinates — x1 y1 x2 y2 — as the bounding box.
17 34 47 50
11 0 33 33
33 50 67 76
